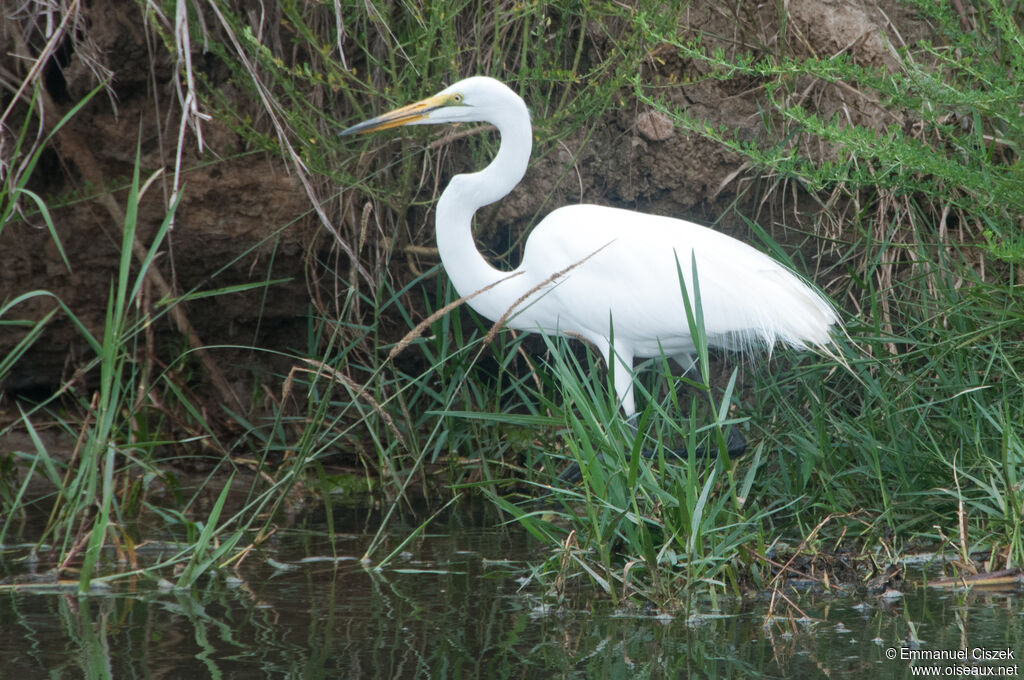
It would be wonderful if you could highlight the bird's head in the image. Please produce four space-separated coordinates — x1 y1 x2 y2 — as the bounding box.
340 76 526 135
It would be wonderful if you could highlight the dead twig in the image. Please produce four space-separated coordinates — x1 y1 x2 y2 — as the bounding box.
482 241 612 346
387 271 525 360
283 359 406 448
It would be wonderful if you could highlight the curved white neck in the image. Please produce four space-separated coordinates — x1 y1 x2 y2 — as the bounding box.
435 106 534 322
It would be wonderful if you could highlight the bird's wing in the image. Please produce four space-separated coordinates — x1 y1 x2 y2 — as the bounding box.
516 205 835 357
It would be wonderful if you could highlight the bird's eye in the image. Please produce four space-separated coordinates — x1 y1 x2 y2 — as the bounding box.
452 93 464 104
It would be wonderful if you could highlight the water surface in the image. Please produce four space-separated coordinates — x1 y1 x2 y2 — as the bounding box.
2 503 1021 678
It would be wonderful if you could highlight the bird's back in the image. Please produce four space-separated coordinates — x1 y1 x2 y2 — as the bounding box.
508 204 838 358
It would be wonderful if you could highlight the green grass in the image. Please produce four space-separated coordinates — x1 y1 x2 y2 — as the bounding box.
2 0 1023 609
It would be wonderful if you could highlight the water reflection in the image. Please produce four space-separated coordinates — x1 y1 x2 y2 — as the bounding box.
1 503 1021 678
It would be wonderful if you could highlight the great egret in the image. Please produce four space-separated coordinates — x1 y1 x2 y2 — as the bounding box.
341 76 838 454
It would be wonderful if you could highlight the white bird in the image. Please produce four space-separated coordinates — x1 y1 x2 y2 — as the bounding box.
341 76 838 434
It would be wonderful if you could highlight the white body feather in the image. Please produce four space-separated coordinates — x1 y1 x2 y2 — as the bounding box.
345 76 839 416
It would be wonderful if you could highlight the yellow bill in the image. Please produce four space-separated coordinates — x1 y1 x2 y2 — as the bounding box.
340 92 457 135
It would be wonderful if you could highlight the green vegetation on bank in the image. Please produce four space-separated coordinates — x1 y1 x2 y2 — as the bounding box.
1 0 1021 608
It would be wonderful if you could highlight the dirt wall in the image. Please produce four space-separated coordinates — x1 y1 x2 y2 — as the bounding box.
0 0 930 411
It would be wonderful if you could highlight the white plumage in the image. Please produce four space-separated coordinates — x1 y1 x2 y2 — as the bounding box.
342 76 839 417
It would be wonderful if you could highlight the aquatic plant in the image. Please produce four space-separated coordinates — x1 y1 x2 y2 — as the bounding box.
2 0 1022 607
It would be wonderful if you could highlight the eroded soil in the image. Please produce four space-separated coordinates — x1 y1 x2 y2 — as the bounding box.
1 0 931 434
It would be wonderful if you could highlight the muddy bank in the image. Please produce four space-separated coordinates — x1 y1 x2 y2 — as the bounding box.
1 0 930 418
